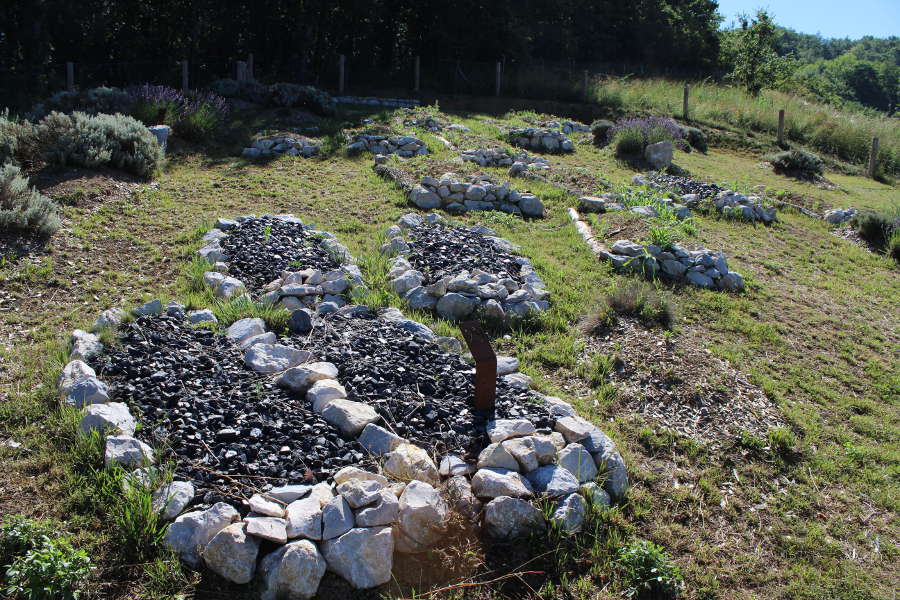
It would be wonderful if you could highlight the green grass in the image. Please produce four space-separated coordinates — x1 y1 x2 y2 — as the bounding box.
0 103 897 600
591 77 900 176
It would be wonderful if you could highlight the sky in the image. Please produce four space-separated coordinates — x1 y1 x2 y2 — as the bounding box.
716 0 900 39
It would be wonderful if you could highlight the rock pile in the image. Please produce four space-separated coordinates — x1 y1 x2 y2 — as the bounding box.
544 120 591 135
824 208 857 225
381 214 551 321
578 194 692 221
346 133 428 157
507 128 574 153
197 215 361 313
242 136 320 159
634 174 776 223
459 148 551 174
408 173 546 217
707 191 777 223
602 239 746 291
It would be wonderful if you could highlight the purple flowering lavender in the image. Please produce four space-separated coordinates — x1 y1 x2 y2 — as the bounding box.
609 116 683 156
125 84 229 140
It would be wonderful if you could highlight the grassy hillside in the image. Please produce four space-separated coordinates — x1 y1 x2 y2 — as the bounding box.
0 104 897 599
592 78 900 176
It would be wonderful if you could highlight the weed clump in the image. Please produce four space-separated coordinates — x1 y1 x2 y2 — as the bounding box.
767 149 824 177
615 539 684 599
583 282 677 332
0 164 61 236
0 515 91 600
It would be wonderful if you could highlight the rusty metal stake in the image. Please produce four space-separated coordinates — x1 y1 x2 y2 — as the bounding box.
459 320 496 414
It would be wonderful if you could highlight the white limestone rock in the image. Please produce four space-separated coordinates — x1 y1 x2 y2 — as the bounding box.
383 443 439 485
394 481 448 553
321 526 394 589
202 522 260 584
259 540 327 600
79 402 135 436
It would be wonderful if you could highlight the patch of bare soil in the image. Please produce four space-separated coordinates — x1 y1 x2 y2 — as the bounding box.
584 318 783 448
32 165 148 205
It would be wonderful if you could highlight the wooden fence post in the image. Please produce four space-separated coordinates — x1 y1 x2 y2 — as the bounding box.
181 60 189 92
236 61 244 81
248 53 254 80
777 109 785 145
414 56 420 92
584 69 589 100
495 61 501 97
338 54 345 94
683 85 690 121
868 137 879 178
66 62 74 92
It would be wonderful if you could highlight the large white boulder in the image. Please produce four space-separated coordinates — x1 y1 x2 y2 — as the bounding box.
164 502 240 565
321 526 394 589
483 496 545 539
394 481 448 553
202 522 260 584
259 540 327 600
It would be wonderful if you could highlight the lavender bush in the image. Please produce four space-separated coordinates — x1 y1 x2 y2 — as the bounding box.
609 116 683 157
126 85 230 141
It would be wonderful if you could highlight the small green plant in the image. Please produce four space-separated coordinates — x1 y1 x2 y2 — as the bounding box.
263 224 272 240
578 353 617 387
646 225 674 251
615 539 684 599
767 149 824 177
0 516 58 566
4 537 92 600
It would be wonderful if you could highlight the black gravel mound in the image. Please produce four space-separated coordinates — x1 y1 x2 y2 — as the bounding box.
219 216 342 292
405 223 524 285
94 315 372 503
286 311 553 456
92 309 552 502
649 173 722 199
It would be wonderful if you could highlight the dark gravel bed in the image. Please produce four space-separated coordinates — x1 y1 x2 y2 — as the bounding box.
648 173 722 199
218 216 342 292
91 309 552 503
405 223 524 285
93 315 373 504
286 310 553 457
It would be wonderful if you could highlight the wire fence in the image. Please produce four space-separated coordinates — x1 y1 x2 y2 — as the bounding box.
2 54 684 112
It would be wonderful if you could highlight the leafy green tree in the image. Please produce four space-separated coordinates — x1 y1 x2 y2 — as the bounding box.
722 9 797 95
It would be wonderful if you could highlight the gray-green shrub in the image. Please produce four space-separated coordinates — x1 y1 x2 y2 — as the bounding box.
0 111 39 167
590 119 614 146
0 165 61 236
37 112 163 177
679 126 707 152
767 149 824 177
212 79 336 116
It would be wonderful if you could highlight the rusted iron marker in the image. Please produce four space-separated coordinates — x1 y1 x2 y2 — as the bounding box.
459 320 497 413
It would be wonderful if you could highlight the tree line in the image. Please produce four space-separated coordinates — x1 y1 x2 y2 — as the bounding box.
0 1 896 114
